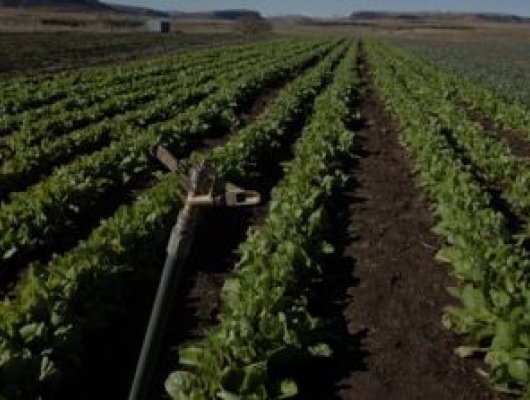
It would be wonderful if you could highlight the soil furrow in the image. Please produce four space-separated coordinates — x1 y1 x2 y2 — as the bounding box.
336 84 499 400
300 52 501 399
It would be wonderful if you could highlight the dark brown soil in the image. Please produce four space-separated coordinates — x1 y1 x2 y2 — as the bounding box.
336 88 500 400
297 53 504 399
240 84 285 125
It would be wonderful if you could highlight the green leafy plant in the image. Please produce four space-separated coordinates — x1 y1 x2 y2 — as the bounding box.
165 42 357 399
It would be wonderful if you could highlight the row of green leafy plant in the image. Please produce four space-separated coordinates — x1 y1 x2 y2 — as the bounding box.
0 57 209 139
0 33 260 86
0 40 347 400
389 42 530 137
375 42 530 224
394 38 530 109
0 41 326 201
0 40 338 272
0 51 233 148
164 42 358 400
0 35 207 92
0 42 224 116
0 39 319 142
0 38 309 117
367 40 530 396
381 42 530 153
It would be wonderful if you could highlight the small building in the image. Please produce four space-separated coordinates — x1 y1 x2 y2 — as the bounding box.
145 19 171 33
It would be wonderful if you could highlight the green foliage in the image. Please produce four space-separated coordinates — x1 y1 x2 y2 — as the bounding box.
0 39 324 201
165 42 357 399
367 39 530 395
0 38 338 399
395 38 530 108
0 40 330 270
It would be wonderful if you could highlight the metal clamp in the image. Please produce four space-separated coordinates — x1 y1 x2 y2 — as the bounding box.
156 146 261 209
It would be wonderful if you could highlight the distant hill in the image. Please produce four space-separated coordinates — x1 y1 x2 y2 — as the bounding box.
108 3 168 18
0 0 108 9
170 9 263 21
349 11 530 24
0 3 263 20
0 0 170 16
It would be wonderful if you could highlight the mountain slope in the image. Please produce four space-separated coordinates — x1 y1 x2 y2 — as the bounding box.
350 11 530 24
0 0 108 9
169 9 263 20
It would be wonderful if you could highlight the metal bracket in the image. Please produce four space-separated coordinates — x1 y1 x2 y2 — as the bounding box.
156 146 261 209
223 183 261 207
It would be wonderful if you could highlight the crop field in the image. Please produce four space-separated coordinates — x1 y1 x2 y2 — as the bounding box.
0 32 251 78
1 35 530 399
394 37 530 108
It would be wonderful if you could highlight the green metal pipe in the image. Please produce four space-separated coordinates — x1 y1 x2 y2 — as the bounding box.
128 204 199 400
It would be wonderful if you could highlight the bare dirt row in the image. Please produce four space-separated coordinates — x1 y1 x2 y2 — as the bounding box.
296 51 503 400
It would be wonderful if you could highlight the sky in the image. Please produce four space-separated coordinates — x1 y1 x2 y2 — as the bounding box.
102 0 530 17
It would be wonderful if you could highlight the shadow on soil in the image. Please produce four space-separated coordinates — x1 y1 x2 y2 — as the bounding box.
292 117 372 399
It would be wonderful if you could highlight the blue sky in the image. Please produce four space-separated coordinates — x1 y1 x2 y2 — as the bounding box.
102 0 530 17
